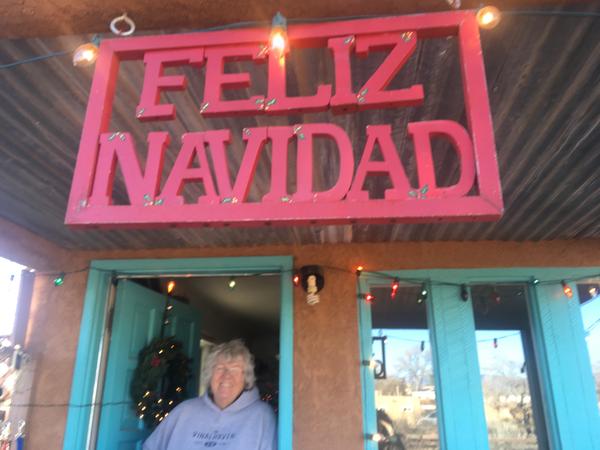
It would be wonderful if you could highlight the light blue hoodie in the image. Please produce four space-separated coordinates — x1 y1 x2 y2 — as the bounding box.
142 386 276 450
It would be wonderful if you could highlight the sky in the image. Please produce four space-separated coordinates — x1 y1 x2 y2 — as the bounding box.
372 328 527 379
0 256 25 336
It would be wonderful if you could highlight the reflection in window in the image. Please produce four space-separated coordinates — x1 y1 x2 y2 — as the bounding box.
471 284 548 450
370 285 439 450
577 279 600 410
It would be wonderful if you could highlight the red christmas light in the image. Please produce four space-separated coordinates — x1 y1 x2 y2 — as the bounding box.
292 273 300 287
492 288 501 304
364 293 375 303
391 279 399 298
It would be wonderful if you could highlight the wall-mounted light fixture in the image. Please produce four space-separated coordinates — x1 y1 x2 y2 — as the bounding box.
299 265 324 305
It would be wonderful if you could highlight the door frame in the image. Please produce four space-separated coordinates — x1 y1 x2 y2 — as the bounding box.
358 267 600 450
64 255 294 450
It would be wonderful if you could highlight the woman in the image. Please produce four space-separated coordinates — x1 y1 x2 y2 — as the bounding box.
143 339 277 450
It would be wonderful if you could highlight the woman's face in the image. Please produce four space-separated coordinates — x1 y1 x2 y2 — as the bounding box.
210 355 246 409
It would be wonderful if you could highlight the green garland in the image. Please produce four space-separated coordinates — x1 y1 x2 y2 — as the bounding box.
130 336 191 428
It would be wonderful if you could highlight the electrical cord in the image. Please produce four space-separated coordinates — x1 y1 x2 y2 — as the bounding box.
1 9 598 70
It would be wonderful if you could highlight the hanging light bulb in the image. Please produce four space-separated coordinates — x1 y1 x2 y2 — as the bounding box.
493 338 498 349
53 273 65 286
391 278 399 299
476 6 501 29
355 265 364 276
367 433 384 442
269 12 288 59
417 283 428 304
561 280 573 299
420 341 425 352
167 281 175 294
531 277 540 285
73 35 100 67
460 284 469 302
363 293 375 303
228 277 237 289
491 287 501 304
292 273 300 287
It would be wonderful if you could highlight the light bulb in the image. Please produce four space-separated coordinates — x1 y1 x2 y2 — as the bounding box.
391 279 399 298
270 32 286 53
53 273 65 286
228 277 236 289
269 12 288 57
167 281 175 293
476 6 501 29
561 280 573 299
73 43 99 67
368 433 384 442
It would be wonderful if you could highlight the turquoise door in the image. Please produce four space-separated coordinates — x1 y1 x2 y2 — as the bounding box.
96 280 201 450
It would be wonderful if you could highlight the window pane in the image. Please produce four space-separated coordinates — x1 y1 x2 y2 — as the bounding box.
577 279 600 410
370 285 439 450
471 284 548 450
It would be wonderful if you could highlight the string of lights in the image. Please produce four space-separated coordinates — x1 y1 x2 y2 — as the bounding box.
3 270 597 412
3 400 133 409
40 262 600 300
379 331 522 344
1 8 597 71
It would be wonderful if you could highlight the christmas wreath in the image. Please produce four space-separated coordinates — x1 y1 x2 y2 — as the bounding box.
130 336 191 428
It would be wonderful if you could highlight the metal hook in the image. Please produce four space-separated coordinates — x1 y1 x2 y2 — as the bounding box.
110 13 136 36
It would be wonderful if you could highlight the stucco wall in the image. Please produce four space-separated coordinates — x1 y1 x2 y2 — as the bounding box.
3 223 600 450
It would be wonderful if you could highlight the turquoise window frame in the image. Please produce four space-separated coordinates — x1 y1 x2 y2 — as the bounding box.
359 267 600 450
63 256 294 450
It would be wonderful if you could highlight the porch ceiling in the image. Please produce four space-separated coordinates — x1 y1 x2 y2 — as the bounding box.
0 0 578 38
0 3 599 251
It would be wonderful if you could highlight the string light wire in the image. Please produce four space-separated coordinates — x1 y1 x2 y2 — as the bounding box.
1 9 598 71
27 263 600 295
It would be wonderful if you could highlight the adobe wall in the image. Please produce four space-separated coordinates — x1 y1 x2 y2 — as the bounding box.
2 221 599 449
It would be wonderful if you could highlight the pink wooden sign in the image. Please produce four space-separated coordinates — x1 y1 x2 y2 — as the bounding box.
66 11 503 228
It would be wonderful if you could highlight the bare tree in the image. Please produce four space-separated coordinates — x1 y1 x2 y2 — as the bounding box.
395 346 433 392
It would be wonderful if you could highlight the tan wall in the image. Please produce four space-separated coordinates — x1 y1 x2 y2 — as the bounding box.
2 224 600 450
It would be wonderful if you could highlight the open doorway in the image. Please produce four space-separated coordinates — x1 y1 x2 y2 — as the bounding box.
139 274 281 406
63 256 293 450
95 273 281 450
